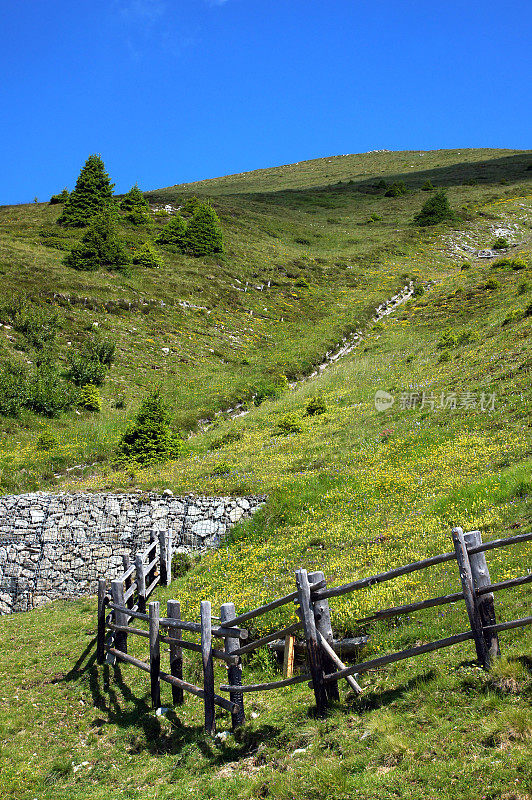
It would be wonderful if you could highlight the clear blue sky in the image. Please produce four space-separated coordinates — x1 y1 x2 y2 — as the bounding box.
1 0 530 204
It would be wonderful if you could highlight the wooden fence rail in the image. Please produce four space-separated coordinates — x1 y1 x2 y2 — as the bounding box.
97 525 532 733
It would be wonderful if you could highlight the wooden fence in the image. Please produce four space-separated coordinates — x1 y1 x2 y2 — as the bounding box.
97 526 532 733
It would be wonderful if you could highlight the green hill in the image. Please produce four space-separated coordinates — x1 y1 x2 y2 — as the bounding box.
1 149 532 799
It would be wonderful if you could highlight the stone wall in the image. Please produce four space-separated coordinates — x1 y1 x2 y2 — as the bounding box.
0 492 265 614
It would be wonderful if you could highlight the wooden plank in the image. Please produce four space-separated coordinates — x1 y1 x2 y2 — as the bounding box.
123 582 138 603
109 603 148 622
452 527 489 668
167 600 183 705
232 622 302 656
108 648 150 672
147 533 157 588
142 537 158 560
119 562 136 582
145 577 160 600
122 554 134 611
352 591 464 625
159 530 171 587
324 630 475 682
309 571 339 702
314 551 457 601
111 580 128 653
221 602 245 730
464 530 500 666
221 672 312 693
283 634 295 679
97 579 107 664
108 623 149 639
478 573 532 596
135 554 147 613
158 633 239 664
149 601 161 709
296 568 328 716
316 630 361 694
270 636 369 655
483 615 532 634
159 617 249 640
469 530 532 555
158 671 240 713
201 600 216 735
220 591 299 628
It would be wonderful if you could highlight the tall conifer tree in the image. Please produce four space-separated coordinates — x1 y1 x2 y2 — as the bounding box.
183 203 223 256
58 154 115 227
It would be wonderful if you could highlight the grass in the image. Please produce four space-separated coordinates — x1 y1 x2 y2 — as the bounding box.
1 149 532 798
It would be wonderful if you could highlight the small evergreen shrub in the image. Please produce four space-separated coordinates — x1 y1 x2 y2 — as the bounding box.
49 188 69 205
492 237 509 250
132 241 164 269
184 203 223 256
36 431 58 451
120 184 149 213
525 301 532 317
180 196 201 215
2 296 60 351
369 213 382 222
485 278 500 290
64 210 130 272
77 384 102 412
0 361 28 416
58 154 115 227
116 390 181 465
414 190 458 226
437 330 458 349
385 181 407 197
422 180 434 191
438 349 451 363
460 261 472 270
412 283 424 298
254 375 289 406
306 395 327 416
156 215 187 251
492 257 526 270
211 460 232 476
171 551 193 579
125 208 151 226
274 413 303 435
65 331 115 387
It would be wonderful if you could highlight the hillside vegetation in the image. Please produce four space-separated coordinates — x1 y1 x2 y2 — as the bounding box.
1 149 532 799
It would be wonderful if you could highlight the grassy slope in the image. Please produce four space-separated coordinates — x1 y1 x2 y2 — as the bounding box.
1 150 532 799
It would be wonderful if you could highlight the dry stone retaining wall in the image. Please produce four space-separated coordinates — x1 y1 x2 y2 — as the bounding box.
0 492 265 614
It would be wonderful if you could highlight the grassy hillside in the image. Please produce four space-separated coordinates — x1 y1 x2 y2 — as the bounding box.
1 149 532 799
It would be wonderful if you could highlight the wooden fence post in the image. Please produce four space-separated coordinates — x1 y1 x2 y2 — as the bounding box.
122 554 134 610
309 571 340 702
111 579 128 654
159 530 172 587
167 600 184 706
148 531 157 586
97 578 107 664
295 568 328 716
452 527 489 669
149 601 161 709
463 530 501 666
135 553 146 613
220 602 245 730
201 600 216 735
283 634 295 679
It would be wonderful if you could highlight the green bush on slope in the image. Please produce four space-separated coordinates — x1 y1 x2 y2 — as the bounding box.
64 210 130 272
116 390 182 465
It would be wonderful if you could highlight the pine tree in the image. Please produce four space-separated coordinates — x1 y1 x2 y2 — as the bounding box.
64 209 130 272
49 188 69 205
58 154 115 227
132 241 164 269
120 183 149 212
414 189 458 226
156 214 187 251
183 203 223 256
116 390 181 465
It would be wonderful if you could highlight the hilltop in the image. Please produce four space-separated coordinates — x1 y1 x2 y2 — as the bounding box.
0 149 532 799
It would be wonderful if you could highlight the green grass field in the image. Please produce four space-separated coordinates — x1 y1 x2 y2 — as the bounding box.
1 148 532 799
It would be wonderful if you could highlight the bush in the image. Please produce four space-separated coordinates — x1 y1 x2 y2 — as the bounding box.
125 208 151 226
492 236 509 250
485 278 500 290
437 330 458 349
274 413 303 435
414 190 458 226
156 215 187 251
369 213 382 222
77 384 101 412
2 296 60 351
438 349 451 363
132 241 164 269
385 181 407 197
36 431 58 451
180 196 201 215
306 395 327 416
412 283 424 298
27 364 73 417
116 390 182 465
254 375 289 406
502 308 523 325
211 460 232 476
49 188 69 205
64 210 130 272
422 180 434 191
0 360 28 416
65 331 115 387
525 301 532 317
184 203 223 256
58 154 115 227
517 281 529 295
295 277 310 289
171 551 194 579
460 261 472 270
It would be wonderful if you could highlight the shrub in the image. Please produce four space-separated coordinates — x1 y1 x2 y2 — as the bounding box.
77 384 101 412
36 431 58 451
49 188 69 205
525 301 532 317
306 395 327 416
438 349 451 363
274 413 303 435
460 261 472 270
184 203 223 256
517 281 529 295
156 215 187 251
385 181 407 197
492 256 526 270
132 241 164 269
485 278 499 290
171 551 194 579
116 390 182 465
422 180 434 191
369 213 382 222
2 296 60 351
254 375 289 406
64 210 130 272
437 330 458 349
414 190 458 226
120 184 149 213
0 360 28 416
27 364 73 417
295 277 310 289
125 208 151 226
65 331 115 387
412 283 424 298
492 236 509 250
211 460 232 476
58 154 115 227
502 308 523 325
180 196 201 215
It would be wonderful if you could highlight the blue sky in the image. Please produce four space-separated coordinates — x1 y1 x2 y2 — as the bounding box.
1 0 531 204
